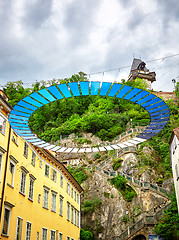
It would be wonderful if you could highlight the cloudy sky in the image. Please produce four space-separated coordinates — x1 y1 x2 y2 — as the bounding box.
0 0 179 92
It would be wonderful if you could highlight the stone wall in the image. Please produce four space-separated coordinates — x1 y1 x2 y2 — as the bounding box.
153 91 178 103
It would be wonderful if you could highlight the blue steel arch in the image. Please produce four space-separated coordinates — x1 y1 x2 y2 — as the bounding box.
8 81 170 153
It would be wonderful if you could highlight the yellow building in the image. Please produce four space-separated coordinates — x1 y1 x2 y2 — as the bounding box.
0 90 83 240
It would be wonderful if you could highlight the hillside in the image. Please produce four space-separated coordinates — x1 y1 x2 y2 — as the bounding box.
3 75 179 239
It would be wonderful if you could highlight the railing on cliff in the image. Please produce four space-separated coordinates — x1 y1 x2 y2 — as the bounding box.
97 146 136 170
111 203 171 240
58 125 147 146
87 165 171 197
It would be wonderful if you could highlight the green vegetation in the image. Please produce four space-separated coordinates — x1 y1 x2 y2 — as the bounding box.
103 192 110 198
110 175 137 202
81 197 102 215
67 166 88 184
3 75 150 143
80 228 93 240
136 96 179 180
112 158 123 171
154 191 179 239
73 138 92 145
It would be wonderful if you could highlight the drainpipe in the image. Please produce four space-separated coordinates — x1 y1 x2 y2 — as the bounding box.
0 125 11 222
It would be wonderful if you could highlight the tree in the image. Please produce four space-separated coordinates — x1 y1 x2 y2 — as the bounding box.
3 80 31 107
154 192 179 239
80 228 93 240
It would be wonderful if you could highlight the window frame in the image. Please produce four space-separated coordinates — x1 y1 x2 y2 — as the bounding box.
20 170 26 195
2 205 11 236
25 221 32 240
59 232 63 240
67 202 70 221
0 152 2 181
60 175 63 188
52 169 57 182
8 159 16 187
51 192 57 212
0 115 6 135
15 216 23 240
43 187 49 209
67 183 70 195
59 196 63 216
42 228 47 240
45 164 50 178
50 230 56 240
31 152 36 167
24 142 28 158
71 206 74 224
28 177 34 201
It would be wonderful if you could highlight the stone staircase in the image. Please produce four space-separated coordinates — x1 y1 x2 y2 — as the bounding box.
111 202 171 240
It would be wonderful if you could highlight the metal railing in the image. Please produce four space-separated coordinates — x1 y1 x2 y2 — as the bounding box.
112 203 171 240
89 166 171 198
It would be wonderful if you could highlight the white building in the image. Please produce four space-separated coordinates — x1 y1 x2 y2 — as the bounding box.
169 127 179 214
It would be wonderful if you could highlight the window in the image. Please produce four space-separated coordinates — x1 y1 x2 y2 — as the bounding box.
74 209 77 226
51 192 57 212
67 183 70 194
15 217 23 240
52 169 57 182
0 153 2 180
2 206 11 236
0 115 6 135
28 177 34 201
43 188 49 209
60 175 63 188
59 196 63 216
31 152 36 166
71 206 74 224
8 160 15 187
38 194 41 203
45 165 49 177
74 191 76 201
77 193 79 203
37 232 39 240
67 237 70 240
40 160 42 168
42 228 47 240
77 211 79 227
175 164 179 181
67 202 70 221
20 170 26 195
25 222 31 240
71 188 73 198
59 233 63 240
12 131 18 145
50 230 55 240
24 142 28 158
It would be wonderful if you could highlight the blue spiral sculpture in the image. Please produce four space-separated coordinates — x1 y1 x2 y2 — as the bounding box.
8 81 170 153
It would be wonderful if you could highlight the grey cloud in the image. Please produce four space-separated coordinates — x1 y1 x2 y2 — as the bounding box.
63 0 102 46
22 0 53 29
127 8 146 30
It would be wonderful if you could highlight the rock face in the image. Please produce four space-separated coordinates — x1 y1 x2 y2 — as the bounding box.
81 166 170 240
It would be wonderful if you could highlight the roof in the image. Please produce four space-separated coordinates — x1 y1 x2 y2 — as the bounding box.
34 146 83 193
169 127 179 144
130 58 149 74
173 127 179 141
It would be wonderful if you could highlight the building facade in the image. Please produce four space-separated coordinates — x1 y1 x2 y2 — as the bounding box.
169 127 179 214
0 91 83 240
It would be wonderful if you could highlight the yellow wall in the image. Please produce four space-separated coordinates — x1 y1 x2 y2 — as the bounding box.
0 109 82 240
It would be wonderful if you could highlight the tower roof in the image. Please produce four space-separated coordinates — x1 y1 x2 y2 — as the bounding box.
130 58 149 74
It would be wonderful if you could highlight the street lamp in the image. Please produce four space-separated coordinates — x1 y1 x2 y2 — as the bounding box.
172 79 176 90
